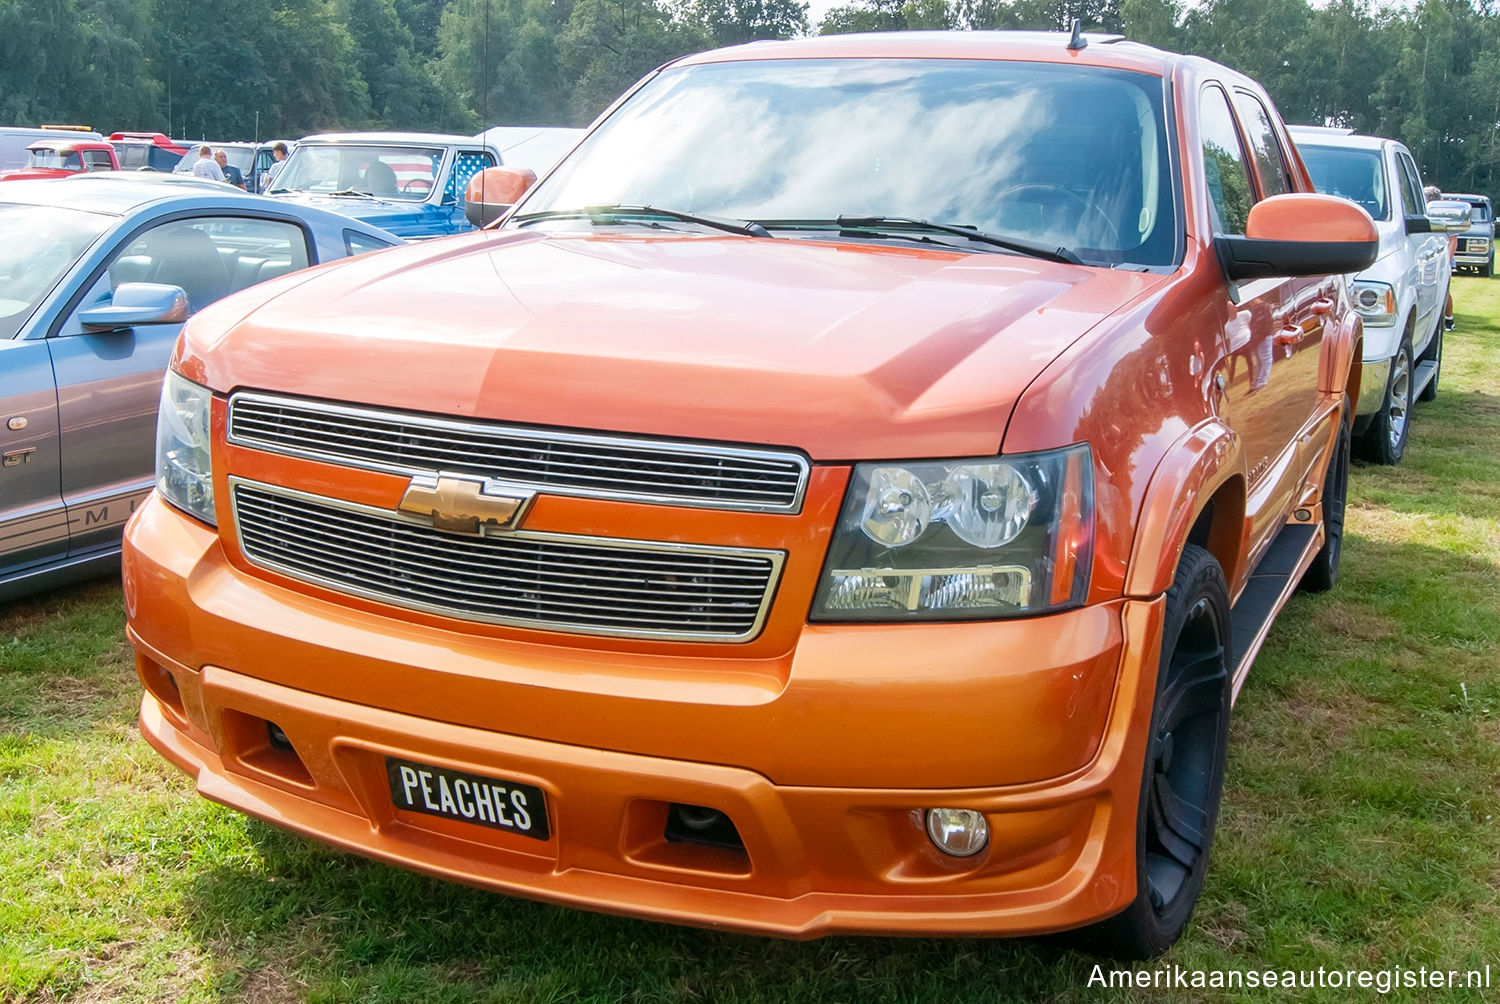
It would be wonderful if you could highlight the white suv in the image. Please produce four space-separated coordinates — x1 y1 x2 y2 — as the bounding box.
1290 126 1459 464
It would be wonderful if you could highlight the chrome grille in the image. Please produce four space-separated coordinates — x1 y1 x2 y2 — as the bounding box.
230 480 783 642
228 393 808 513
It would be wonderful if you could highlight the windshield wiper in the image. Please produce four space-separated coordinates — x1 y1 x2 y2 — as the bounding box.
327 188 379 200
513 204 772 238
823 216 1083 265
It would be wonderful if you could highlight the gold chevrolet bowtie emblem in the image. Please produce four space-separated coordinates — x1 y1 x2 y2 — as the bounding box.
398 474 535 536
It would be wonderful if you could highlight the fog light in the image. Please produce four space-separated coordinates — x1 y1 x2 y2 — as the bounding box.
925 808 989 857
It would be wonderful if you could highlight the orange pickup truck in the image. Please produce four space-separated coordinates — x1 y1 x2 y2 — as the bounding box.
122 30 1376 957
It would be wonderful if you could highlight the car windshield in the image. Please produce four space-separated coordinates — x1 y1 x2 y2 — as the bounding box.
514 58 1178 267
1299 144 1389 221
173 146 254 175
1467 201 1491 223
0 204 111 339
27 148 82 171
269 144 443 200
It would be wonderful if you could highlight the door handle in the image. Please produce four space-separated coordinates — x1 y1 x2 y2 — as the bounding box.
1310 297 1335 316
1274 326 1304 347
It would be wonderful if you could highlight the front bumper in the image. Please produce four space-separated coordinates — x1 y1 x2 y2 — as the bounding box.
124 492 1166 938
1355 356 1392 418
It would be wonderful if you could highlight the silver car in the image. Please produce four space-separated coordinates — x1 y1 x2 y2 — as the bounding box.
0 173 400 601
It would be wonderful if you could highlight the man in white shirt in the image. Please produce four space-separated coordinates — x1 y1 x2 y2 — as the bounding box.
190 145 223 182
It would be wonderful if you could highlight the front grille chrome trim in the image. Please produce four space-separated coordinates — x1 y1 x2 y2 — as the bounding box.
228 478 784 643
227 392 810 514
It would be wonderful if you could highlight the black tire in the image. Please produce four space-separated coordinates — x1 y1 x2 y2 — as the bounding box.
1356 337 1413 465
1082 544 1232 959
1418 322 1441 403
1484 259 1493 278
1300 399 1351 593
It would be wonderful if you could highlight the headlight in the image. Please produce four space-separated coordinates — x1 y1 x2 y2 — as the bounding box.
155 370 216 526
811 445 1093 621
1350 280 1396 326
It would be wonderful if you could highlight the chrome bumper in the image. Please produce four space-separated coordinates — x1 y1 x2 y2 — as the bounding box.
1357 357 1391 417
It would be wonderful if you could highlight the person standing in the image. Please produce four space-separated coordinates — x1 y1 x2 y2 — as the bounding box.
214 149 244 189
190 144 223 182
263 141 289 190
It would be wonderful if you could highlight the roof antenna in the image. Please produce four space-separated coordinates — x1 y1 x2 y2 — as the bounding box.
1066 18 1087 51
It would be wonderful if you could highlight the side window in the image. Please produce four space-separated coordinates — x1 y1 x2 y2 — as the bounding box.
449 150 497 205
1396 154 1424 217
62 216 312 332
1392 153 1428 216
344 229 396 256
1231 91 1293 198
1199 86 1255 235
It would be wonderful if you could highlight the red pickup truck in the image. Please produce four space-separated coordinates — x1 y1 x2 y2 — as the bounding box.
0 139 119 180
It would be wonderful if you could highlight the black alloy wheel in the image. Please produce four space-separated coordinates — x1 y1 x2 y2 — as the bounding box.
1084 544 1232 958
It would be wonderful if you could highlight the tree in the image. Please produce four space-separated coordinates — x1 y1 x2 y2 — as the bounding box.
955 0 1120 31
435 0 574 127
0 0 158 128
819 0 952 35
1119 0 1182 50
689 0 807 47
337 0 465 129
559 0 707 122
152 0 371 138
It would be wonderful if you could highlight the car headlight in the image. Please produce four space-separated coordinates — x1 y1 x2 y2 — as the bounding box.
1350 280 1396 326
811 445 1093 621
155 370 216 526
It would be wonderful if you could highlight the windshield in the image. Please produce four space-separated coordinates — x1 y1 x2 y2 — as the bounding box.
173 147 254 175
514 58 1177 267
26 148 82 171
1466 201 1491 223
270 144 443 200
1300 145 1389 221
0 205 111 339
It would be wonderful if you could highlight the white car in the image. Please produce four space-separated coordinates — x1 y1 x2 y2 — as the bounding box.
1291 126 1461 464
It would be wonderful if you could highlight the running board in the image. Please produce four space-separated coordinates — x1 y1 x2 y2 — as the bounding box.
1228 522 1319 701
1414 358 1438 398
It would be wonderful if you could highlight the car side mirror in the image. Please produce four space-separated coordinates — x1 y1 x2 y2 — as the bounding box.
465 166 537 228
78 282 189 331
1424 202 1472 234
1216 194 1379 280
1404 214 1434 235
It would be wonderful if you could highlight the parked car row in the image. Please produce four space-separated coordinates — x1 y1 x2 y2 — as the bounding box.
3 28 1482 963
1290 126 1463 465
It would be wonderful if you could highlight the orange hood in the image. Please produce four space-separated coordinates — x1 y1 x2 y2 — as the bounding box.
179 229 1167 460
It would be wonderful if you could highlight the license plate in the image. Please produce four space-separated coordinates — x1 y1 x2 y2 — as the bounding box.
385 757 549 840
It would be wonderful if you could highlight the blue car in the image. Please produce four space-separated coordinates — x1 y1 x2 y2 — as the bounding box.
265 132 502 239
0 173 400 600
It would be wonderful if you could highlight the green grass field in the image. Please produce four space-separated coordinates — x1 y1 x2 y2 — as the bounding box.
3 279 1499 1002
